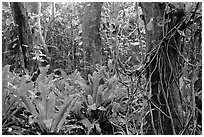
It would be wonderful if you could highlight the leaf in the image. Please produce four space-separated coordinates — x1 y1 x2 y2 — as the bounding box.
87 121 101 135
56 96 79 132
76 79 87 90
88 73 93 84
60 69 68 80
80 94 88 107
92 72 100 98
75 52 81 56
146 56 150 63
46 91 56 119
96 91 103 108
2 65 10 88
18 93 38 116
3 50 13 55
29 115 36 125
131 41 140 46
51 95 79 132
88 95 94 105
80 118 92 129
2 87 9 113
36 65 50 83
108 75 118 83
38 82 48 109
95 123 101 133
108 59 113 69
36 102 46 119
79 41 83 46
112 102 120 115
18 81 36 115
43 119 53 129
73 101 83 118
35 116 48 132
45 73 54 85
22 44 29 47
192 73 198 83
2 2 10 12
103 76 118 100
3 94 19 115
176 28 185 37
185 2 195 14
146 17 154 31
12 43 18 48
19 80 33 95
98 106 107 111
118 116 126 125
88 103 96 110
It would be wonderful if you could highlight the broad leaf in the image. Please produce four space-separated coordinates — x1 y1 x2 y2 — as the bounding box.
81 118 92 129
43 119 53 129
96 90 103 107
51 94 79 132
46 91 56 119
92 71 100 103
73 101 83 118
87 94 94 105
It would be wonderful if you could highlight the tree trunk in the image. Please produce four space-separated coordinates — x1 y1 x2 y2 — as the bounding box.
44 2 55 41
10 2 33 70
70 3 76 70
30 2 50 59
141 2 186 134
81 2 103 80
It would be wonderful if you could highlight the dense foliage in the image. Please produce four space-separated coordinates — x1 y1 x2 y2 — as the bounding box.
2 2 202 135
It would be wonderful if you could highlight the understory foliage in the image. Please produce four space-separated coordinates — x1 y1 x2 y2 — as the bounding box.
2 64 143 135
2 2 202 135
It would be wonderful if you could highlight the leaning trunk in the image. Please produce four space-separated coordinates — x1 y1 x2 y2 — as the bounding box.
10 2 33 70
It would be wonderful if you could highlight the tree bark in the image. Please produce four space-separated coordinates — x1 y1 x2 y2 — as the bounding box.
81 2 103 80
30 2 50 59
44 2 55 40
10 2 33 70
141 2 186 134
